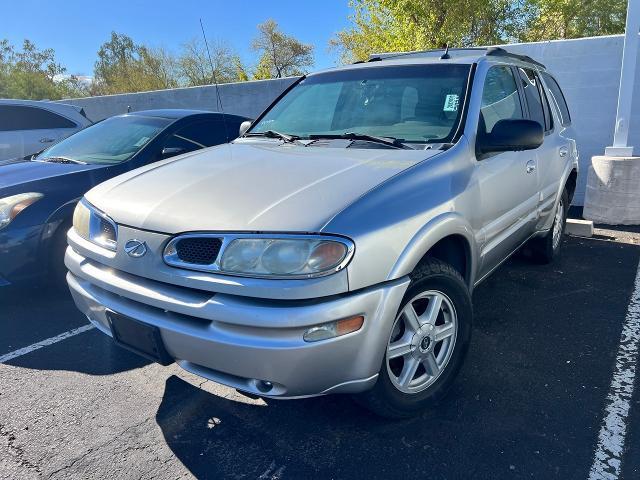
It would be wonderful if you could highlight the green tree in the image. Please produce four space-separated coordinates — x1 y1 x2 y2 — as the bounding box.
92 32 179 95
0 39 85 100
523 0 627 41
178 38 248 85
251 19 314 79
332 0 626 63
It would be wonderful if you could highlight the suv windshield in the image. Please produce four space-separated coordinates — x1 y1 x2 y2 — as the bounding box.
250 64 471 145
35 115 171 165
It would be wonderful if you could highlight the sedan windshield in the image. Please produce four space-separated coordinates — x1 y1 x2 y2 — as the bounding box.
250 64 471 145
35 115 171 165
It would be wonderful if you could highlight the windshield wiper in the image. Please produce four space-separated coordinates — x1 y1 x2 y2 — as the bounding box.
37 156 87 165
245 130 303 145
308 133 413 150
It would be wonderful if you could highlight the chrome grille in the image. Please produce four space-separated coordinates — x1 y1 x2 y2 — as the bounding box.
175 237 222 265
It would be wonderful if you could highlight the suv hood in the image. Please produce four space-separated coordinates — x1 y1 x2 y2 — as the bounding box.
86 142 442 233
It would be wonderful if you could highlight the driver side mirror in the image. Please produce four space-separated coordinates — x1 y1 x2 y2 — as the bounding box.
161 147 186 159
477 119 543 155
239 120 252 137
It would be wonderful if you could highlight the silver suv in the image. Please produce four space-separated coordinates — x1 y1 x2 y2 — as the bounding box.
66 47 578 418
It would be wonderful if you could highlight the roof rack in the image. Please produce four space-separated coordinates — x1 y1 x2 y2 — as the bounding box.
363 46 545 69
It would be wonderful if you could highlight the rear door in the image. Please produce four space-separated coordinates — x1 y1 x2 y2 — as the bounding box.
537 71 574 227
0 105 79 160
475 65 540 279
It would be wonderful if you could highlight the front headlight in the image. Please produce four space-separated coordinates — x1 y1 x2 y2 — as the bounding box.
72 199 118 251
0 192 43 230
221 238 351 277
165 234 354 278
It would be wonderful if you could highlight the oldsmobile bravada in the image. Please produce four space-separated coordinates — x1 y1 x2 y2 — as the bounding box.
66 47 578 417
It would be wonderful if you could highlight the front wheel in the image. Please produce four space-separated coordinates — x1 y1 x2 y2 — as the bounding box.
355 258 472 419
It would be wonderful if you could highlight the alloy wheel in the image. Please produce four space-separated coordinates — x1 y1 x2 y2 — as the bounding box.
386 290 458 394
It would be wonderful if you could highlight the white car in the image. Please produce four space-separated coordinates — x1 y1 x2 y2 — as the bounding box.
0 99 92 161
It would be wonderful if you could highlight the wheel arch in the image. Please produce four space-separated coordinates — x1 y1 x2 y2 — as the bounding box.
387 213 478 290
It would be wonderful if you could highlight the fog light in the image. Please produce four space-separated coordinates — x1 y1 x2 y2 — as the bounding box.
303 315 364 342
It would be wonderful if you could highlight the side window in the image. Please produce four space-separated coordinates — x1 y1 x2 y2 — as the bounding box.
160 120 229 156
0 105 76 131
517 68 552 132
479 65 524 135
541 72 571 127
176 120 229 146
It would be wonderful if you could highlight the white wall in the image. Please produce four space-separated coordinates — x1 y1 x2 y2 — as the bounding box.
60 35 635 205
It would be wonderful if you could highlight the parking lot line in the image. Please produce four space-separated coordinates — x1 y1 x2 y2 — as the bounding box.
588 259 640 480
0 324 95 364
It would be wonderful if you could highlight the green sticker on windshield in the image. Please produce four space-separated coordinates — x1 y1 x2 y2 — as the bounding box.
443 94 459 112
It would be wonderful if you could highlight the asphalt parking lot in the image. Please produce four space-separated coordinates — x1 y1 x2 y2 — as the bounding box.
1 226 640 479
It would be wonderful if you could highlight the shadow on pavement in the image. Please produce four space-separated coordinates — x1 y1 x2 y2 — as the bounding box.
155 235 640 479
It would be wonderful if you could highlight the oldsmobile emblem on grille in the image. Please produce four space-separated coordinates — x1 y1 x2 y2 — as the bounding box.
124 239 148 258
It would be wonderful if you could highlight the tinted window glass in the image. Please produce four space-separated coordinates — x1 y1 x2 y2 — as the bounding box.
251 64 471 144
479 66 524 134
541 72 571 126
517 68 550 131
35 115 170 165
0 105 76 131
161 120 229 155
176 120 229 146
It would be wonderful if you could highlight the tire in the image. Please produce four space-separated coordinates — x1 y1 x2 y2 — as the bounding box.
355 258 472 419
47 222 71 291
528 188 568 264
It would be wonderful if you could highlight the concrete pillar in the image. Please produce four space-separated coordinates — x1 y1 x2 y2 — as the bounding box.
584 0 640 224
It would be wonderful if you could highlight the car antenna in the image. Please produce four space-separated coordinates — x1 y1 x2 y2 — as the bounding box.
199 18 231 142
440 43 450 59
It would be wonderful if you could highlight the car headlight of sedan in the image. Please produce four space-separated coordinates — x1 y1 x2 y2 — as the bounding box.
72 199 118 251
0 192 43 230
164 234 354 278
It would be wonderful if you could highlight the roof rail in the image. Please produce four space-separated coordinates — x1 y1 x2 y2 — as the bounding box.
485 47 546 69
362 46 545 69
366 47 486 63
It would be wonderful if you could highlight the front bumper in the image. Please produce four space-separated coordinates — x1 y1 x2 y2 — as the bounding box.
66 246 409 398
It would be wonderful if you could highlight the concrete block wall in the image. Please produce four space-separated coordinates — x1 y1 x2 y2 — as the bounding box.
60 77 298 124
60 34 636 205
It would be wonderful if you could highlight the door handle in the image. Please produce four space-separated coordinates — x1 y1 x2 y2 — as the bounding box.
526 160 536 173
40 137 55 143
559 147 568 157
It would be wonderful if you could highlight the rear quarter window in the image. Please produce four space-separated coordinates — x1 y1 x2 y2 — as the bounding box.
541 72 571 127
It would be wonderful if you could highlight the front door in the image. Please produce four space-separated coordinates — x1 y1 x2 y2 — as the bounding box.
474 65 540 280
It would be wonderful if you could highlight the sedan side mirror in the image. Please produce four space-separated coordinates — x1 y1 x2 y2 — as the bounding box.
477 119 543 155
161 147 186 159
239 120 252 137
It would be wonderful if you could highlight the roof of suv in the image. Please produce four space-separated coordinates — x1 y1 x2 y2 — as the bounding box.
313 47 546 76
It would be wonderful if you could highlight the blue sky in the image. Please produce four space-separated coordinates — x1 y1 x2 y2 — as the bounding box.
3 0 353 77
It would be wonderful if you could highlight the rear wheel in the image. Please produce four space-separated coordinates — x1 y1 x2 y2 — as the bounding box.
356 258 472 419
527 188 568 264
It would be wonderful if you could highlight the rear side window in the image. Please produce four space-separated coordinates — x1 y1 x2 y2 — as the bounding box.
0 105 77 131
479 65 525 134
541 72 571 126
517 68 552 132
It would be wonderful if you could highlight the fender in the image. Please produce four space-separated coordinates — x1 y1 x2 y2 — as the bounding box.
387 212 480 289
538 160 578 233
40 196 81 250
